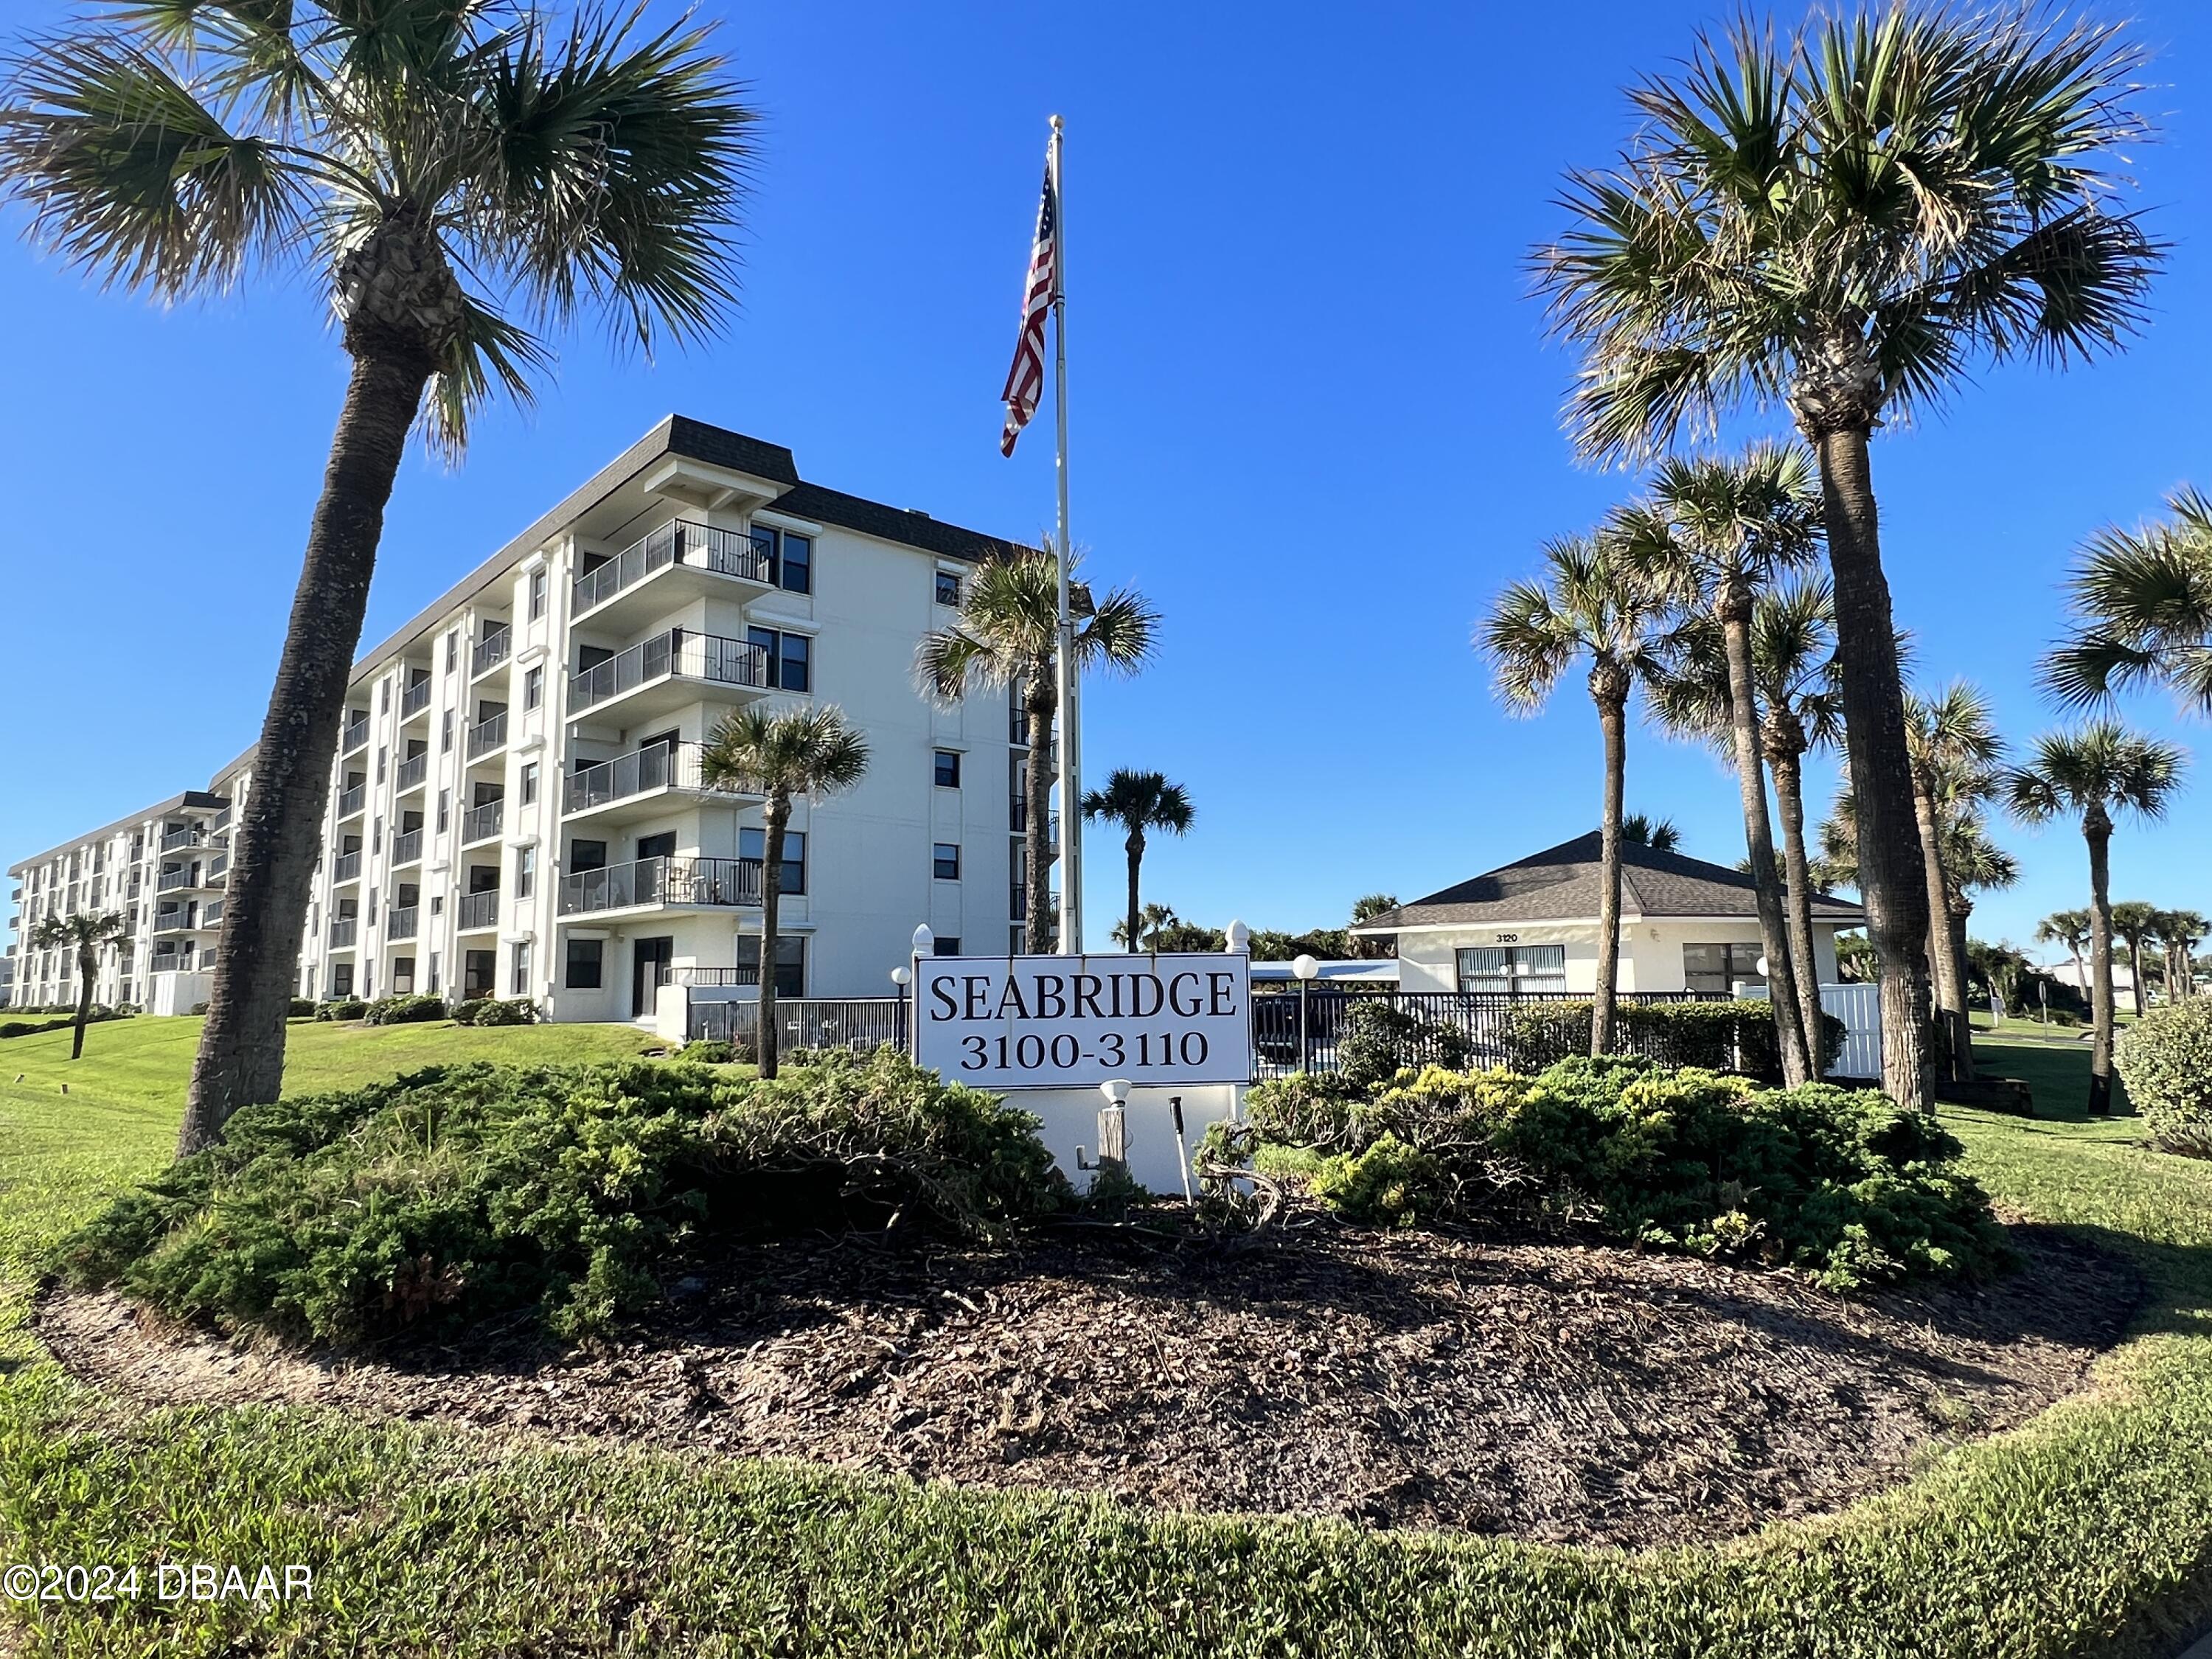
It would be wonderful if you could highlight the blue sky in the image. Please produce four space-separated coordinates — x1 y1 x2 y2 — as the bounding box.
2 0 2207 964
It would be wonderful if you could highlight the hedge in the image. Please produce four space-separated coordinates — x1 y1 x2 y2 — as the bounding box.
2118 1000 2212 1157
0 1008 127 1040
1502 998 1847 1082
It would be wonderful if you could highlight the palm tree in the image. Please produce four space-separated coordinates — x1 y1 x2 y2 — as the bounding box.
1620 814 1681 852
1936 814 2018 1040
1348 893 1399 960
2034 909 2093 1004
1081 771 1194 956
2109 901 2160 1018
28 910 126 1060
699 705 869 1079
2006 724 2187 1113
1904 684 2005 1082
917 549 1158 953
1110 902 1180 953
1620 443 1823 1082
2156 908 2208 1001
2047 488 2212 715
1482 534 1670 1055
1536 7 2161 1110
0 5 757 1152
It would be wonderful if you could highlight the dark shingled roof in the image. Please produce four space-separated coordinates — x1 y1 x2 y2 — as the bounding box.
1352 832 1865 931
771 481 1032 566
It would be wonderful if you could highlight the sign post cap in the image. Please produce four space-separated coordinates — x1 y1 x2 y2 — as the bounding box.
911 924 934 956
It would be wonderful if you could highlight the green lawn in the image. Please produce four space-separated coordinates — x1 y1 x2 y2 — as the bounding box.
5 1024 2212 1655
1972 1031 2132 1119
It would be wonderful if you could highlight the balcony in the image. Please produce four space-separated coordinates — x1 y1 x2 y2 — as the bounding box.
386 905 418 941
395 751 428 792
202 900 224 930
156 867 197 894
332 850 362 884
341 717 370 757
336 783 366 819
328 918 358 948
561 742 763 824
213 805 232 831
568 629 771 726
390 829 423 866
153 910 195 934
466 711 508 761
159 827 205 854
460 800 504 844
400 677 433 719
456 889 501 931
471 626 512 679
570 519 773 631
557 854 761 919
206 852 229 886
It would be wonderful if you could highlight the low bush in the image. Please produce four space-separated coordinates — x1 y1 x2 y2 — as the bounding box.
1501 998 1846 1082
471 998 538 1026
57 1048 1069 1346
1 1008 128 1040
315 998 369 1023
1335 997 1474 1088
362 993 447 1026
288 997 316 1019
1251 1055 2006 1290
2119 1000 2212 1157
449 997 491 1026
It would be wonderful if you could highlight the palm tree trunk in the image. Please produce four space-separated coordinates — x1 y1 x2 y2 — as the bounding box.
1124 826 1144 956
1024 679 1055 955
1768 745 1827 1071
180 350 432 1153
1809 425 1936 1110
1719 602 1810 1084
72 940 95 1061
758 793 789 1080
1909 783 1973 1083
1592 690 1627 1057
2125 936 2146 1018
2084 815 2115 1115
1950 898 1976 1034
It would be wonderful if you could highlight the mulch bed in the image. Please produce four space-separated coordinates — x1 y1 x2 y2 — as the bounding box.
35 1211 2140 1547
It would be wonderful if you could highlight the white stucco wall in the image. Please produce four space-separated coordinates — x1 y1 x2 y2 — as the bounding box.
1394 916 1846 994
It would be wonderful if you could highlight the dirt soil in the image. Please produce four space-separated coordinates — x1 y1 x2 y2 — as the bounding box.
37 1214 2139 1546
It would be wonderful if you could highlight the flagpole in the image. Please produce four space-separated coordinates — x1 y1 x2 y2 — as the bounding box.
1049 113 1082 956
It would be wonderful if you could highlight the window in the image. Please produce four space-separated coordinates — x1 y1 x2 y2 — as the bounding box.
933 936 962 957
933 843 961 881
440 709 454 753
509 939 532 996
521 762 539 806
935 568 961 607
1455 945 1568 997
779 531 811 594
528 568 548 620
464 949 495 997
571 839 608 872
1683 942 1765 995
748 935 805 998
566 937 604 988
933 749 961 789
524 665 544 710
445 628 459 672
516 847 535 900
436 788 451 833
748 627 811 694
379 678 390 712
430 894 443 915
427 951 441 994
331 963 354 998
739 827 805 894
372 815 383 852
367 887 378 925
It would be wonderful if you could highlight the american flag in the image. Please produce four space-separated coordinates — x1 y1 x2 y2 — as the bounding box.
998 159 1058 457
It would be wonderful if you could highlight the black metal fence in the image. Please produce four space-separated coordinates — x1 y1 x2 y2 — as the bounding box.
688 995 906 1051
1250 988 1726 1079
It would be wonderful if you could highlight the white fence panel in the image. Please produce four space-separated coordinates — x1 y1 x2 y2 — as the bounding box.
1820 983 1882 1080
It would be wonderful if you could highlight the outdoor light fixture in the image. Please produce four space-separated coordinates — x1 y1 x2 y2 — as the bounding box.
1099 1078 1131 1107
889 966 911 988
1292 955 1320 1076
1291 954 1320 981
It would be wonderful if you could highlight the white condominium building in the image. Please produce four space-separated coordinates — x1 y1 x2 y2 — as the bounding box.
7 417 1048 1019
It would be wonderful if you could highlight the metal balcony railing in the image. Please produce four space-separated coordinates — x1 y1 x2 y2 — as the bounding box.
206 852 229 884
400 677 432 717
202 900 223 929
212 805 232 830
156 868 195 893
341 718 370 756
159 827 204 853
561 742 760 814
571 519 773 616
336 784 366 818
461 801 504 843
153 910 193 933
557 855 761 917
466 711 507 759
390 829 423 866
471 626 512 678
332 850 362 883
328 917 358 947
568 629 770 713
386 905 417 941
395 751 428 790
456 889 501 930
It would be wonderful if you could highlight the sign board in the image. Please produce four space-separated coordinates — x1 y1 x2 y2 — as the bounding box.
914 953 1252 1089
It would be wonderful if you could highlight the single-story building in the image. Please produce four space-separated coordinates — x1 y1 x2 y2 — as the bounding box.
1349 832 1866 995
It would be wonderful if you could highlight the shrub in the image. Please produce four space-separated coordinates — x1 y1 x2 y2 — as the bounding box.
363 993 447 1026
1245 1071 1367 1148
315 998 369 1023
449 998 491 1026
1 1009 128 1040
2118 1001 2212 1156
1251 1054 2005 1291
472 998 537 1026
1335 998 1473 1088
288 998 316 1019
57 1048 1069 1346
1501 998 1846 1082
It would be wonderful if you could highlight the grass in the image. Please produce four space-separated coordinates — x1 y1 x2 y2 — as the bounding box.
1972 1032 2132 1119
4 1027 2212 1654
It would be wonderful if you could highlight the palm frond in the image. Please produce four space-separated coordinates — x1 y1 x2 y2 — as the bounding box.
1074 585 1158 675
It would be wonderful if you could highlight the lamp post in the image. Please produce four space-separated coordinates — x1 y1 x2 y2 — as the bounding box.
1292 953 1320 1075
891 964 911 1052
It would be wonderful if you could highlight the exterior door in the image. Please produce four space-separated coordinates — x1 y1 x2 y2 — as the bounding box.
632 936 675 1018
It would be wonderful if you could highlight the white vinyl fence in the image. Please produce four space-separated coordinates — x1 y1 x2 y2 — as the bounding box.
1820 982 1882 1080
